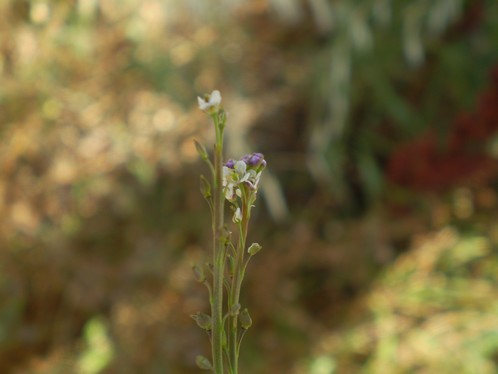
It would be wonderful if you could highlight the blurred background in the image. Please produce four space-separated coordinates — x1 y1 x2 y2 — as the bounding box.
1 0 498 373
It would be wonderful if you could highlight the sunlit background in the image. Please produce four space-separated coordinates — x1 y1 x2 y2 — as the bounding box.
1 0 498 373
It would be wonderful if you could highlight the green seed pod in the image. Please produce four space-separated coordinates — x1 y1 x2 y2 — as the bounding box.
192 265 205 283
191 312 212 331
239 308 252 330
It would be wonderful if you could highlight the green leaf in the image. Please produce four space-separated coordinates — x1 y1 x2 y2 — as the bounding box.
200 175 212 199
194 139 209 161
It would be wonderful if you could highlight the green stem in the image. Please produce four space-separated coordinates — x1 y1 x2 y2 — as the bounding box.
211 115 225 374
229 193 251 374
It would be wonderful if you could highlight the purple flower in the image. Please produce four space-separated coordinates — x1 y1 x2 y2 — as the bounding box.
224 159 236 169
240 154 252 164
239 153 266 168
222 153 266 203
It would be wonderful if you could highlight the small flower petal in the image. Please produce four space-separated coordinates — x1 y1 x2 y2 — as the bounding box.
197 96 209 111
233 207 242 223
225 184 235 201
197 90 222 112
234 160 247 176
209 90 222 106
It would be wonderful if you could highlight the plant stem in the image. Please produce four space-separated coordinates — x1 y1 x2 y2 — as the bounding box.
229 197 250 374
211 115 225 374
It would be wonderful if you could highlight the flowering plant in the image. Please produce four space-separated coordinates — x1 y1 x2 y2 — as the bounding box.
192 91 266 373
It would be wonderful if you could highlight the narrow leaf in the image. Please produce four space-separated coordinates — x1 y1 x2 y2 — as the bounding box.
194 139 209 161
200 175 212 199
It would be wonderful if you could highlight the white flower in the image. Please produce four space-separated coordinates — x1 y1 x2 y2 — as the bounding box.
197 90 222 112
223 161 246 201
244 169 261 190
222 158 264 202
223 166 237 201
222 166 231 187
233 207 242 223
234 160 246 176
224 183 236 201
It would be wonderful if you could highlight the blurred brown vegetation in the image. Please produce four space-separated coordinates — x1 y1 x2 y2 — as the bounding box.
1 0 498 373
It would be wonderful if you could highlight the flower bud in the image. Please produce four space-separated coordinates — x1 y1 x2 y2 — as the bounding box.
224 159 236 169
240 152 264 167
247 153 264 167
233 207 242 223
247 243 262 256
195 355 213 370
240 154 252 164
197 90 222 113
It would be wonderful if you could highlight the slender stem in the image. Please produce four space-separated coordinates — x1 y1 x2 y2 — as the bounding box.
211 114 225 374
228 190 251 374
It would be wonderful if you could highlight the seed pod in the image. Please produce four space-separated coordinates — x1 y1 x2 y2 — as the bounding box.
239 308 252 330
192 265 205 283
191 312 212 331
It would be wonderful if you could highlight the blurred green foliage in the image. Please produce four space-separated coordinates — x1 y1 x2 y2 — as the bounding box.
313 226 498 373
0 0 497 373
77 317 113 374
